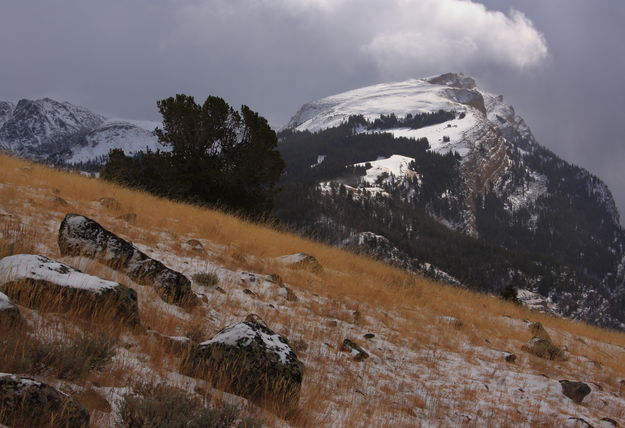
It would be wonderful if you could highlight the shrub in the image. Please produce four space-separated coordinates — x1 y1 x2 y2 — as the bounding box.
51 333 117 380
500 285 521 305
192 272 219 287
0 332 116 381
119 384 262 428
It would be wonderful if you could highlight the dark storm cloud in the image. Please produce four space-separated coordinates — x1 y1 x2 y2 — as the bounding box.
1 0 624 219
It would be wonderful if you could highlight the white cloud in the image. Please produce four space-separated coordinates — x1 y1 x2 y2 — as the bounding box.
175 0 548 79
360 0 549 75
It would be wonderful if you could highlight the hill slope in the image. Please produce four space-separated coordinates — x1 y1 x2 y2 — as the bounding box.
1 154 624 427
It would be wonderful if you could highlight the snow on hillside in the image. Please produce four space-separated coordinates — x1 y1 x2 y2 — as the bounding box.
287 78 469 133
378 111 477 156
354 154 418 185
67 120 163 163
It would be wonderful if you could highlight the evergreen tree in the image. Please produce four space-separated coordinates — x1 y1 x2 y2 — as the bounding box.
102 95 284 217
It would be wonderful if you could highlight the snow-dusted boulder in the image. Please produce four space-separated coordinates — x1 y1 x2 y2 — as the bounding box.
181 317 304 408
0 254 139 326
277 252 323 273
58 214 197 307
0 292 22 330
0 373 89 428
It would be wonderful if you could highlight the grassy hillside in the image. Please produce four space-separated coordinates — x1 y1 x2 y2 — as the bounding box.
1 153 624 427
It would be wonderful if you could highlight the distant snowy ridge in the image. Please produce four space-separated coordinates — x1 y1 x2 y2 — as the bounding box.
0 97 162 165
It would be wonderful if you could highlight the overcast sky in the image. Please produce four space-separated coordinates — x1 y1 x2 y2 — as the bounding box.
1 0 624 219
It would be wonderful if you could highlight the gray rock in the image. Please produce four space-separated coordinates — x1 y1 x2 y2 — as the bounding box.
342 338 369 361
504 353 517 363
58 214 196 307
180 318 303 408
185 239 204 252
0 254 139 326
522 336 565 361
560 380 591 404
529 322 552 342
0 374 90 428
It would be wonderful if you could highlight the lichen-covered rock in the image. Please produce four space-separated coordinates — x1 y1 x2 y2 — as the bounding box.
0 292 23 331
180 318 304 408
521 336 565 360
560 380 591 404
58 214 197 306
277 253 323 273
0 373 90 428
0 254 139 326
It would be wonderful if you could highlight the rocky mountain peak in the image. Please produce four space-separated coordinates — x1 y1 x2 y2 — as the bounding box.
426 72 477 90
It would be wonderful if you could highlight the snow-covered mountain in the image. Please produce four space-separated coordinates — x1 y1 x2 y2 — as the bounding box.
0 97 162 165
278 73 625 329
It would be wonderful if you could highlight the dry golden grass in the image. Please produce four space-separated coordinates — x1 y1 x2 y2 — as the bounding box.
2 153 625 426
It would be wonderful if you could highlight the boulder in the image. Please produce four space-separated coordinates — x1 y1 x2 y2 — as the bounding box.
0 373 90 428
504 353 517 363
529 322 552 342
180 318 304 408
522 336 565 360
277 253 323 273
0 254 139 326
185 239 204 252
58 214 196 306
341 338 369 361
559 380 591 404
0 292 23 331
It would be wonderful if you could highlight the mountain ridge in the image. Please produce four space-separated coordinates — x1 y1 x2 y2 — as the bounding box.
277 72 625 329
0 97 162 166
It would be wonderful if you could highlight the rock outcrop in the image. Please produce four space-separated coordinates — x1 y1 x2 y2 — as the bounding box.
0 254 139 326
559 380 591 404
58 214 197 306
0 373 90 428
180 317 304 408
